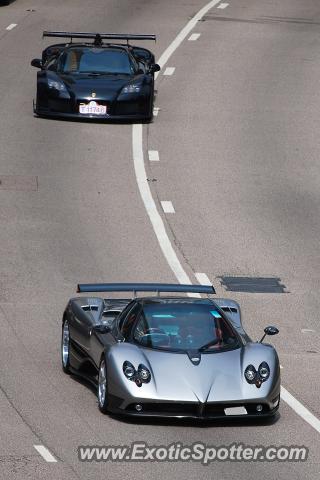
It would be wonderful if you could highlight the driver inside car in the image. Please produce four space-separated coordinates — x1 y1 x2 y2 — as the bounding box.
177 316 222 349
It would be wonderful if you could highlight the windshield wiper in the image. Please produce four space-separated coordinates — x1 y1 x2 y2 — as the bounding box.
86 72 129 76
87 72 108 76
198 339 220 352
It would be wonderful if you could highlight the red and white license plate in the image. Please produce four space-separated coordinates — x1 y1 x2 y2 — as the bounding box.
79 101 107 115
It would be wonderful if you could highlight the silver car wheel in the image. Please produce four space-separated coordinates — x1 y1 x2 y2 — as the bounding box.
98 360 107 407
62 321 70 368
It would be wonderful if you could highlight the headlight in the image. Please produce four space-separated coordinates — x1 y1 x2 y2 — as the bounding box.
48 79 68 92
258 362 270 381
244 365 257 383
138 364 151 383
123 361 136 379
121 84 141 94
123 361 151 385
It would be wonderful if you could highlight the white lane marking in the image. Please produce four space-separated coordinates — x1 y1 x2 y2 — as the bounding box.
154 0 222 81
301 328 315 333
133 0 320 435
6 24 18 31
281 387 320 434
148 150 159 162
161 201 175 213
34 445 57 463
195 273 212 285
217 2 229 8
153 107 160 116
188 33 201 41
163 67 175 76
133 0 222 290
132 124 197 292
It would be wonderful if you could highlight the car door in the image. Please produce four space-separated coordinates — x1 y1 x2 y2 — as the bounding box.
70 301 100 359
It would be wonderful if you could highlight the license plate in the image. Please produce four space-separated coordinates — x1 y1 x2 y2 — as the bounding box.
224 406 247 416
79 101 107 115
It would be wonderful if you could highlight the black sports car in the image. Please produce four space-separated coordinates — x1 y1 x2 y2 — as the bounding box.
31 32 160 121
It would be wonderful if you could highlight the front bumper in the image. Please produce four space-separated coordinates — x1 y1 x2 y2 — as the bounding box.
34 109 150 122
107 396 280 419
34 96 152 122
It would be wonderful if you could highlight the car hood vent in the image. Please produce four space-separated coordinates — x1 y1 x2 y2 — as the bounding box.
221 306 238 314
82 305 99 312
187 350 201 366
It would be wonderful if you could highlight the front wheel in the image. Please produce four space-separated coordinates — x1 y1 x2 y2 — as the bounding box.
98 358 109 413
61 319 71 374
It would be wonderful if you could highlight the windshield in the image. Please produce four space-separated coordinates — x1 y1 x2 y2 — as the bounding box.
133 302 240 352
59 47 135 75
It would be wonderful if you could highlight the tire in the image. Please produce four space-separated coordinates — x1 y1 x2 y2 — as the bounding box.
98 357 109 414
61 319 71 374
145 113 153 123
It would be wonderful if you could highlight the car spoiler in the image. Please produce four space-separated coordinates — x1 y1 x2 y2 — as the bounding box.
42 31 156 43
77 283 215 295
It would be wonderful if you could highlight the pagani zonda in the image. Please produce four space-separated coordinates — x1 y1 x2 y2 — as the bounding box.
31 31 160 121
61 283 280 419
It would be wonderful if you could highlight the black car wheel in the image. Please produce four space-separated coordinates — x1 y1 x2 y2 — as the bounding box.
98 357 109 413
61 319 71 374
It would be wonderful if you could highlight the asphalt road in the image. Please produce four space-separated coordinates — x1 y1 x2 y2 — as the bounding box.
0 0 319 478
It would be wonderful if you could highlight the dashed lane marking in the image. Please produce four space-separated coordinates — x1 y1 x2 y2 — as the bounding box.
161 201 175 213
6 24 18 31
34 445 57 463
148 150 160 161
188 33 201 41
163 67 176 76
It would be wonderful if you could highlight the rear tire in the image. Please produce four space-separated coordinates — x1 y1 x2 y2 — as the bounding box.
98 357 109 414
61 319 71 374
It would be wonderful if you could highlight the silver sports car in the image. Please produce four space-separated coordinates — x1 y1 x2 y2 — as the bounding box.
61 283 280 419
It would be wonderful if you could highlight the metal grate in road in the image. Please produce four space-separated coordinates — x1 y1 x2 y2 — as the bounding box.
219 276 287 293
202 15 320 26
0 175 38 191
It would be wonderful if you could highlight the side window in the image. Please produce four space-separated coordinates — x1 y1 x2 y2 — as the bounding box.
120 304 141 339
46 58 57 71
133 313 149 342
137 61 146 73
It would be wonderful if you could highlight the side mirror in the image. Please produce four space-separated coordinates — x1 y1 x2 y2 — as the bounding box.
259 326 279 343
93 324 111 334
149 63 161 73
31 58 43 69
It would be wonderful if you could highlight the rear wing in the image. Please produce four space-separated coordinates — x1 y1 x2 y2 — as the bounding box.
77 283 215 295
42 31 156 45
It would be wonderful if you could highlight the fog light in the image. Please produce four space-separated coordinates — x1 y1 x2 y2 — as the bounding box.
135 404 143 412
255 378 262 388
256 404 263 412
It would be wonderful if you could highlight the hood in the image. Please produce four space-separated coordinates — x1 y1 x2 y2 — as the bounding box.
108 342 279 403
57 72 137 100
142 347 243 403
